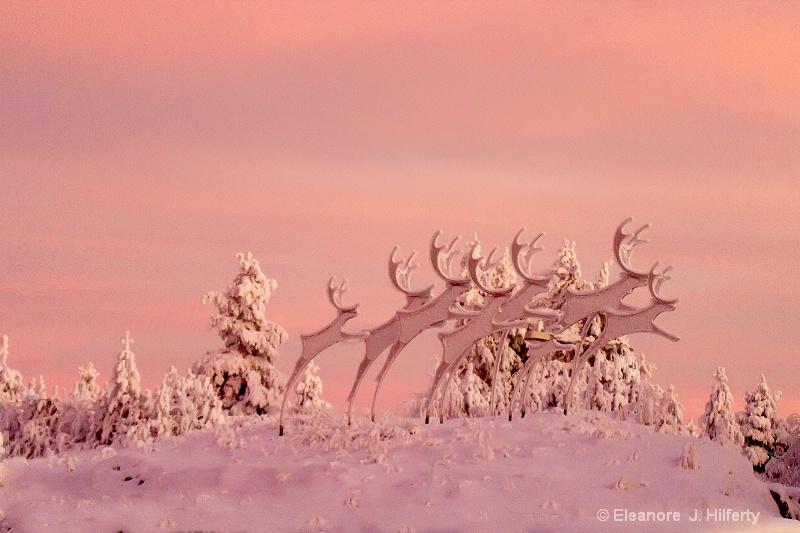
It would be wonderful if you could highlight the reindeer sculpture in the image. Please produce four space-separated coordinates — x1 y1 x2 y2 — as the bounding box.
504 218 679 417
345 247 434 424
370 231 473 420
423 235 560 423
278 217 679 432
279 278 367 436
560 263 679 414
423 243 514 423
486 228 554 415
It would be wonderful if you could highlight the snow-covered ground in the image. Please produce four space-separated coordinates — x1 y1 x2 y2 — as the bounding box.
0 410 796 533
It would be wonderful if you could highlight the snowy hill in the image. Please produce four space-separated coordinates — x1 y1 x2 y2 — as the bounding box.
0 410 796 533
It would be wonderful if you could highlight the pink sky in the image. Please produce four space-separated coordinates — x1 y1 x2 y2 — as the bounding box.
2 2 799 421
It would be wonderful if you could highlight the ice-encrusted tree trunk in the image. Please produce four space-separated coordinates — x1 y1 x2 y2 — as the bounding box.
100 331 146 445
195 252 288 415
700 366 744 450
737 375 791 472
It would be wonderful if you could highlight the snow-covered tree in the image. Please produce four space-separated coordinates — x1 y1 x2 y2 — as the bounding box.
149 367 225 439
586 338 643 413
737 375 791 471
71 362 103 403
9 398 57 459
700 367 744 449
293 361 330 413
632 382 692 435
524 356 573 413
766 429 800 487
100 331 146 445
766 411 800 488
0 335 25 402
23 376 47 401
195 252 288 416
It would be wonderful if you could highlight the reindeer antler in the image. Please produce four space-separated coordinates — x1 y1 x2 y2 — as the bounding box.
467 242 513 297
650 263 679 305
389 246 434 299
430 230 469 284
614 217 651 278
512 227 551 285
327 277 359 313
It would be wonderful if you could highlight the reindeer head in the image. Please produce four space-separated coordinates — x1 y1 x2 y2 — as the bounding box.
467 241 514 297
389 246 435 302
430 230 470 285
511 227 551 287
327 277 359 316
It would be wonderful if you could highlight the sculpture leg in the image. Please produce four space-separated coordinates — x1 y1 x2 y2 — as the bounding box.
509 350 546 421
279 357 312 436
371 341 406 423
520 359 544 417
439 368 461 424
423 355 457 424
509 359 532 421
347 355 379 425
563 316 597 415
489 330 509 417
424 346 472 424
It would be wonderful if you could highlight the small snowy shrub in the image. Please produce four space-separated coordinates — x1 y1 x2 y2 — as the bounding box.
293 361 330 413
149 367 225 440
680 441 700 470
195 252 288 415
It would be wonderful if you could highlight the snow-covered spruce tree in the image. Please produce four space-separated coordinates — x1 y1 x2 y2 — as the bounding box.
620 355 693 435
100 331 147 446
737 375 791 472
194 252 288 416
293 361 330 413
0 335 25 402
700 366 744 450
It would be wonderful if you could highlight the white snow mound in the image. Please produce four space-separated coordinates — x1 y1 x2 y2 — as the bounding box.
0 410 795 532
